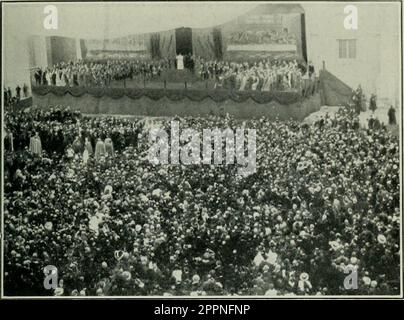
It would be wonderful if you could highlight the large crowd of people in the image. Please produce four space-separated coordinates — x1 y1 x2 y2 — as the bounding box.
195 58 311 91
33 60 172 87
32 57 313 93
3 105 400 296
228 29 297 45
4 84 29 107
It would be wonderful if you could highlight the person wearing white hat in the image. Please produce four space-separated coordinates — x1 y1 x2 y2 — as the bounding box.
192 274 200 285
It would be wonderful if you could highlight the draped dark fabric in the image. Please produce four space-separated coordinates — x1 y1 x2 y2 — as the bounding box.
159 30 176 58
300 14 308 63
319 70 353 106
150 33 161 59
50 36 77 64
32 85 309 105
192 29 216 59
175 27 193 55
80 39 88 59
212 28 223 60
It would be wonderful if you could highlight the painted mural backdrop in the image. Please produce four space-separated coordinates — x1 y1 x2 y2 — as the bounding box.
81 34 150 60
221 9 304 61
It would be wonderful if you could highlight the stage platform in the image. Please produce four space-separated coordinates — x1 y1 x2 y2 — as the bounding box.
31 85 321 121
160 69 199 83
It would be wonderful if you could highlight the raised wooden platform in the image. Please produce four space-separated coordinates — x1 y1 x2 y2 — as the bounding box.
160 68 199 83
32 88 321 121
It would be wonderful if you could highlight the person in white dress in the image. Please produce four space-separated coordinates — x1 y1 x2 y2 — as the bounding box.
95 138 106 161
56 71 62 86
239 72 248 91
45 69 51 86
176 53 184 70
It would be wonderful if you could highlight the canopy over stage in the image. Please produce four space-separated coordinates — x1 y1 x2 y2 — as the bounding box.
31 3 307 66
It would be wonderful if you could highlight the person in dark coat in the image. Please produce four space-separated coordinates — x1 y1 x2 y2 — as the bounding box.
7 87 12 104
308 61 315 79
42 70 47 85
388 106 396 125
368 116 375 130
373 118 381 130
34 69 42 85
15 85 21 100
23 84 28 97
4 87 9 105
72 136 83 154
51 72 57 86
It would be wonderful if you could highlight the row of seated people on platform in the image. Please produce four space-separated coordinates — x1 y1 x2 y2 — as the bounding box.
33 57 315 92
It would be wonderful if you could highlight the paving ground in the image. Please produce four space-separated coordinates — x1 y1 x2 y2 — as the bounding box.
302 106 342 124
84 104 400 137
303 105 400 137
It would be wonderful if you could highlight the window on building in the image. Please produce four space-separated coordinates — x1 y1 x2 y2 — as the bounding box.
338 39 356 59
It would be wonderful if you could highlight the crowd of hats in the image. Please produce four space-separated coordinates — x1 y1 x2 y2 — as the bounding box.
3 106 400 296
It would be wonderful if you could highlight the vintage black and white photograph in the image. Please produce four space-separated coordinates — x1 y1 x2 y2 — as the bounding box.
1 1 402 298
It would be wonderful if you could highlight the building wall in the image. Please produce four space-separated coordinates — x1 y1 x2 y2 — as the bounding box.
28 35 49 69
3 24 31 92
304 2 400 107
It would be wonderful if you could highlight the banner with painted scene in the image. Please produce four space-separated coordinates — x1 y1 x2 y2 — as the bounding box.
220 3 306 62
81 33 151 61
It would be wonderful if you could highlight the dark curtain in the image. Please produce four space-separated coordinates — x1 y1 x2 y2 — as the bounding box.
212 28 223 60
300 14 308 63
80 39 87 60
175 27 193 55
50 36 77 64
150 33 161 59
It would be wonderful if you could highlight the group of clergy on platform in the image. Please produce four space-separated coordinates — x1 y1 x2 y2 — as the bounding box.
28 132 115 163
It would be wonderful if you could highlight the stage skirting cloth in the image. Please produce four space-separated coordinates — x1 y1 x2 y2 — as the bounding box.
31 86 321 120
